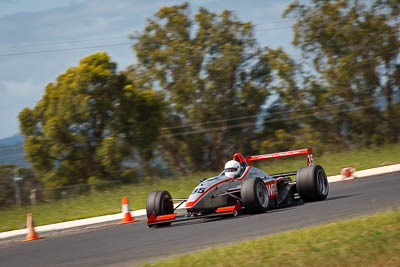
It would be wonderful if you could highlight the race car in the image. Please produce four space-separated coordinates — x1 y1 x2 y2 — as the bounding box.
146 148 329 227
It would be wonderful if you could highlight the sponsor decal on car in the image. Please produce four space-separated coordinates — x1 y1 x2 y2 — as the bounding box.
266 181 278 197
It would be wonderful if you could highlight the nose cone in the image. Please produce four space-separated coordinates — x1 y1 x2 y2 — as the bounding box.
185 190 202 208
185 175 222 208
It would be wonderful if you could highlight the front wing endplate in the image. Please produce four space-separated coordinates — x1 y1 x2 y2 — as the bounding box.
147 202 242 227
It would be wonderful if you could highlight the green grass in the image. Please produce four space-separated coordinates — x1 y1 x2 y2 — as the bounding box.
1 143 400 232
141 209 400 267
0 172 212 232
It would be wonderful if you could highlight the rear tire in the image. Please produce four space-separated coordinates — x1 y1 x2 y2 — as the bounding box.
146 190 174 226
296 165 329 202
241 177 270 213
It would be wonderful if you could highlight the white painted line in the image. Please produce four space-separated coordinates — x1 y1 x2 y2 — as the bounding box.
327 163 400 183
327 175 343 183
354 164 400 178
1 164 399 240
0 204 176 239
0 229 26 239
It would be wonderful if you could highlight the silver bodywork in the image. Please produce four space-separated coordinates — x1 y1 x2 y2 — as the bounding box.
185 166 276 211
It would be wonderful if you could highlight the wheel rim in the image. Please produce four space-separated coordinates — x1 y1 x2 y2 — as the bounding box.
162 194 173 214
256 182 269 208
316 169 328 195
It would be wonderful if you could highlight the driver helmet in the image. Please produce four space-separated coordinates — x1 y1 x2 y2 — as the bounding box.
224 160 241 178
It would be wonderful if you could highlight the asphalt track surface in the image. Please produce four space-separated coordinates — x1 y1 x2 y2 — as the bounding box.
1 172 399 267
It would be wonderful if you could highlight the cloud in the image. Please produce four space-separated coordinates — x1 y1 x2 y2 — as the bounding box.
1 80 37 99
0 80 41 138
0 80 40 114
0 0 86 17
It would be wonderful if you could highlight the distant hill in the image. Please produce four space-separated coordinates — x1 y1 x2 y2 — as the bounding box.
0 134 24 146
0 134 29 167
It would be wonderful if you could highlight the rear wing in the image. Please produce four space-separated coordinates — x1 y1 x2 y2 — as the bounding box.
244 148 314 167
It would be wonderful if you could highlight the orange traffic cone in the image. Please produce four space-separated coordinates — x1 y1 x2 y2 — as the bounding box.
118 196 137 224
341 166 355 181
23 213 41 242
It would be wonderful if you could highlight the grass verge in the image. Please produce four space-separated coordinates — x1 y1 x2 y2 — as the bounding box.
141 209 400 267
1 143 400 232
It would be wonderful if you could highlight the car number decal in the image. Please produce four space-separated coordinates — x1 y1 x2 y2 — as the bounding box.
192 187 206 194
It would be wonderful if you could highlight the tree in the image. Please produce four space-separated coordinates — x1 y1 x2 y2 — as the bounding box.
19 52 164 187
284 0 400 145
0 164 16 206
131 3 271 171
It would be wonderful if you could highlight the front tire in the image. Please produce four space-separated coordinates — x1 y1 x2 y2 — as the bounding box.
241 177 270 213
296 165 329 202
146 190 174 226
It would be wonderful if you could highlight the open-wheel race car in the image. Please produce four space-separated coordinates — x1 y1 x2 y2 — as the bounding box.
146 148 329 227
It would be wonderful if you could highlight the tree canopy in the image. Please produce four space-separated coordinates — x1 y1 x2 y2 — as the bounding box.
19 52 164 186
283 0 400 146
131 3 272 170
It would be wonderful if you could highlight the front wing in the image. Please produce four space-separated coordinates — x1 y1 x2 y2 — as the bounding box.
147 202 242 227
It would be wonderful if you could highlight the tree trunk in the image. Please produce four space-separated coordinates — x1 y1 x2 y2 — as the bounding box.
385 81 398 142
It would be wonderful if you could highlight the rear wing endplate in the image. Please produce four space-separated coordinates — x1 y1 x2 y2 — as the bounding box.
244 148 314 167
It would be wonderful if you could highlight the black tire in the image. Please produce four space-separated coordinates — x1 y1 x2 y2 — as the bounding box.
241 177 270 213
296 165 329 202
146 191 160 218
146 190 174 226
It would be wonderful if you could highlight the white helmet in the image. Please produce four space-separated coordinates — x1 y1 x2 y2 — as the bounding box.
224 160 241 178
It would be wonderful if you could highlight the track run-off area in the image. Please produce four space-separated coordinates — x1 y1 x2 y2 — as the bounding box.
0 172 399 267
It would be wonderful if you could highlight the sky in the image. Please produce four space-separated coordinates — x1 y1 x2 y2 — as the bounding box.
0 0 299 139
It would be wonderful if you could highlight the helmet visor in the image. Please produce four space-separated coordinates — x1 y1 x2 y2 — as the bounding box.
225 167 238 172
